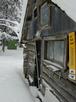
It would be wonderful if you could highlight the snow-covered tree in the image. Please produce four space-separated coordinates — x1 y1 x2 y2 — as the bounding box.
0 0 23 22
0 0 27 41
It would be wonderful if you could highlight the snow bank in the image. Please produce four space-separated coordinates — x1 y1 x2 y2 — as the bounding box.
29 86 43 102
43 88 59 102
51 0 76 22
0 47 34 102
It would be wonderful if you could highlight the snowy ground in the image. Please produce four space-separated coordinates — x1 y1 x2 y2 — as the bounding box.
0 46 34 102
0 46 60 102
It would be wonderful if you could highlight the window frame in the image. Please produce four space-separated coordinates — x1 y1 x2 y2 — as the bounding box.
44 39 67 67
40 2 51 27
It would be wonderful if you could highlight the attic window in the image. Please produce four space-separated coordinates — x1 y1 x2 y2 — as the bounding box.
33 0 36 3
40 2 50 26
34 8 37 18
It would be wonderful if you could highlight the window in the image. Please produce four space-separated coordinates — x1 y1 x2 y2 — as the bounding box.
34 8 37 18
45 40 65 65
46 41 53 59
33 0 36 3
40 3 50 26
54 41 65 63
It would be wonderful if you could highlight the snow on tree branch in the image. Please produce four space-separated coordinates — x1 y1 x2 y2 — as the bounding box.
0 0 23 23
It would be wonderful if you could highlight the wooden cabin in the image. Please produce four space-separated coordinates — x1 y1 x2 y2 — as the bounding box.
21 0 76 101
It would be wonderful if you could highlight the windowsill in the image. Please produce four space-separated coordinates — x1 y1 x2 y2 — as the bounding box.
43 59 63 69
39 25 51 33
40 24 50 30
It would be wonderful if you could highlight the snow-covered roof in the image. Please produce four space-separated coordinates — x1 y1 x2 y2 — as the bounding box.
51 0 76 22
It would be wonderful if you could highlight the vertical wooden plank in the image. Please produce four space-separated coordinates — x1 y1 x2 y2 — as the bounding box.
69 32 76 80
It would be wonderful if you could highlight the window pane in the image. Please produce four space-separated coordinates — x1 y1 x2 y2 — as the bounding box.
47 41 53 60
54 41 65 63
44 40 65 65
34 8 37 18
41 3 49 26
